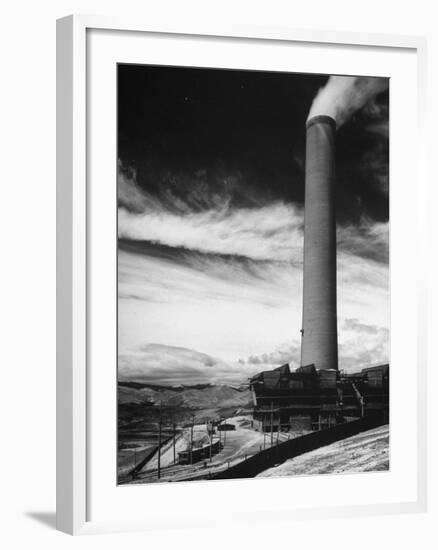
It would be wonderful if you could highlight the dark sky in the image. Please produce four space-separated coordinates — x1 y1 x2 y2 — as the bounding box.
117 64 389 226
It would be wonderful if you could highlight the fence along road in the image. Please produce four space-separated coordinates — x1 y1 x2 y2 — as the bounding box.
210 414 386 480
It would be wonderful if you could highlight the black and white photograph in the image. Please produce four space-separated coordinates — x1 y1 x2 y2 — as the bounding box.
117 65 389 484
2 0 433 544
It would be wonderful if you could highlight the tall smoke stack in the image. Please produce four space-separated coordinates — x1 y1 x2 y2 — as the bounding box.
300 76 388 371
301 114 338 370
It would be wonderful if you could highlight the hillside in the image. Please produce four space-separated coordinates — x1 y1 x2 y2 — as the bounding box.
118 382 253 435
118 382 251 410
257 424 389 478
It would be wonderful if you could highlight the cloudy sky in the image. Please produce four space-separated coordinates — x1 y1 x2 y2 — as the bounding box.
117 65 389 386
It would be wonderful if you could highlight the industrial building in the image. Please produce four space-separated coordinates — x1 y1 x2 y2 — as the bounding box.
250 363 389 432
250 114 389 434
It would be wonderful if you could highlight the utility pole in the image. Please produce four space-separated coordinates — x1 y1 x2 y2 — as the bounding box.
190 416 194 465
157 401 162 480
207 421 212 462
270 401 274 447
173 421 176 465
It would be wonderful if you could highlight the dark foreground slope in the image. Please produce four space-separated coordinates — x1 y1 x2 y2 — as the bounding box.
258 424 389 478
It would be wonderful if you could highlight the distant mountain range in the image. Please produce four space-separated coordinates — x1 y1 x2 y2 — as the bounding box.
118 381 251 411
118 344 256 428
119 381 217 392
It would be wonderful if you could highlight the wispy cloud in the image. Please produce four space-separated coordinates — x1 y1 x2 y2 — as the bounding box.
118 161 388 265
118 245 303 364
238 317 389 374
119 343 261 385
118 161 155 213
338 318 389 370
118 202 304 262
117 161 389 376
239 340 301 369
338 221 389 263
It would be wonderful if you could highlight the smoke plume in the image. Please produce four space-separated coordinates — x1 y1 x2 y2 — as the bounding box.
308 76 388 128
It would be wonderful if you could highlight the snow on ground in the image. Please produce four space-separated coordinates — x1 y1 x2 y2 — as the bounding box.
145 425 210 470
257 424 389 478
215 416 289 463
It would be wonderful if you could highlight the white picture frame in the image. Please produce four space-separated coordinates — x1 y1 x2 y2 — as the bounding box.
56 14 428 535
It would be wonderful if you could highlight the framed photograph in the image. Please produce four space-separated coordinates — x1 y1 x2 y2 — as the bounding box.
57 15 427 535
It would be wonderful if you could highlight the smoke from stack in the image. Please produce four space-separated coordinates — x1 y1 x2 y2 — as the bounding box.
307 76 388 128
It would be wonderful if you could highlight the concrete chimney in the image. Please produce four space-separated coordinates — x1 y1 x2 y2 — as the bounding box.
300 115 338 370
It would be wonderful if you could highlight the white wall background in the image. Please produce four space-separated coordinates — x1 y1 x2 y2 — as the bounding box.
0 0 436 547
